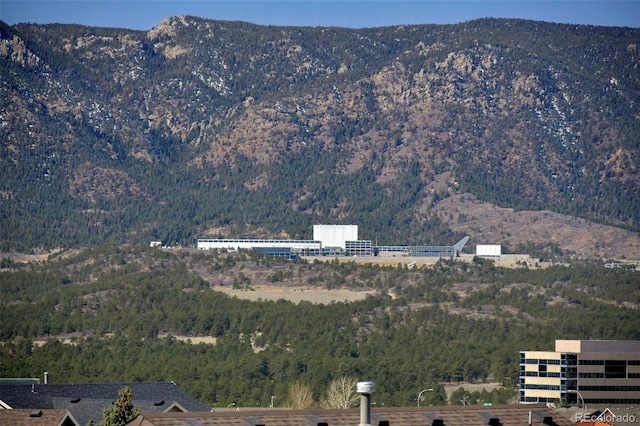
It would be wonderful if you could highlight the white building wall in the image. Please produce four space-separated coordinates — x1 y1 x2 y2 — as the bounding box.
197 239 321 251
476 244 501 257
313 225 358 249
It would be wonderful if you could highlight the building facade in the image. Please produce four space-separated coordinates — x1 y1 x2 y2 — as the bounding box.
196 238 321 254
476 244 501 257
198 224 470 259
313 224 358 250
520 340 640 405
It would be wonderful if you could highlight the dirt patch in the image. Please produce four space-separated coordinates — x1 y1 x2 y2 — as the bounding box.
305 254 553 269
0 249 62 264
0 248 86 267
212 284 375 304
443 382 505 398
433 192 640 260
306 255 442 267
157 334 217 345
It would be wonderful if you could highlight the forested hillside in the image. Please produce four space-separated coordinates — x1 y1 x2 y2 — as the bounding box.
1 17 639 252
2 17 639 411
2 246 639 406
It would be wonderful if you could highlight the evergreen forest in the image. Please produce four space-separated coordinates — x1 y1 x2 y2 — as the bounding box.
2 246 638 407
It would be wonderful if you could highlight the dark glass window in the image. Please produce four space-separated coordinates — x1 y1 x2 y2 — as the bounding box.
605 360 626 379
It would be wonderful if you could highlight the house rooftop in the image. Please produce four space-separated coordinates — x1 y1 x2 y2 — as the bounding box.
0 409 80 426
0 382 210 426
126 404 573 426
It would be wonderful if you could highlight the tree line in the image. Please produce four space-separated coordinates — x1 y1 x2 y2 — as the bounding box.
1 246 638 407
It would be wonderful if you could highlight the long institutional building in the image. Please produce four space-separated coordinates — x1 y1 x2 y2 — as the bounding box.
197 224 470 258
520 340 640 405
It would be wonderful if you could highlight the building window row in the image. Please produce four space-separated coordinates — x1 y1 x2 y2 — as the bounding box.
521 384 562 391
579 359 635 366
579 373 605 379
579 385 640 392
584 398 640 404
576 360 632 379
345 240 372 257
521 397 557 403
523 359 562 365
522 372 562 378
579 360 605 365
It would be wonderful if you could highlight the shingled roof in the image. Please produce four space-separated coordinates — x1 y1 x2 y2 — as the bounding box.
125 404 573 426
0 409 80 426
0 382 210 426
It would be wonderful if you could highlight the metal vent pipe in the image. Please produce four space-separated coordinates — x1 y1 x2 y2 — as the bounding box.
356 381 375 426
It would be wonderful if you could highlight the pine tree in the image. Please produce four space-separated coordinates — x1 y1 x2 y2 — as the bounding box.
98 386 140 426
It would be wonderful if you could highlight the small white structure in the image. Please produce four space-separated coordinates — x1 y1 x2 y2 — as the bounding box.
149 241 162 247
313 224 358 250
476 244 501 257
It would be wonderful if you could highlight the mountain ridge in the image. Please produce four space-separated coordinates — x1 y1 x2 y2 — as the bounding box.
1 17 639 255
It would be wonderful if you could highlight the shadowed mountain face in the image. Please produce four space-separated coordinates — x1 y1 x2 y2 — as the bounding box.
1 17 638 252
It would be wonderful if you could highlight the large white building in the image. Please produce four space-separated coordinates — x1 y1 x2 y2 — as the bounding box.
196 238 321 252
197 225 360 256
197 224 468 258
313 224 358 250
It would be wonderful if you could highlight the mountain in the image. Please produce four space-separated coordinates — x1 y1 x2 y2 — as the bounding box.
1 17 639 255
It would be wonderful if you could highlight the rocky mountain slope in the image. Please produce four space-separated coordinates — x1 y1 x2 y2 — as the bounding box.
1 17 639 255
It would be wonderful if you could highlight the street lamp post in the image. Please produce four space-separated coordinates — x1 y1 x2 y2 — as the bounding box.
567 390 585 421
417 388 434 407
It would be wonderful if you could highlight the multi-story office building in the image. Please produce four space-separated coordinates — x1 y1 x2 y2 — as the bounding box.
520 340 640 405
